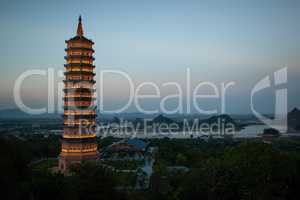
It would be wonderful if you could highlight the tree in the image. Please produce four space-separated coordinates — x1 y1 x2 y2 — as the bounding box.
175 153 187 165
68 162 119 200
178 142 300 200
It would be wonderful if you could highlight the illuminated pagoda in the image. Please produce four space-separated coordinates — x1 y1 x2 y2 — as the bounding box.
59 16 98 173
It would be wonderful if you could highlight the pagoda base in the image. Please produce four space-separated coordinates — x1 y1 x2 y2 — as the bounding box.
58 152 98 174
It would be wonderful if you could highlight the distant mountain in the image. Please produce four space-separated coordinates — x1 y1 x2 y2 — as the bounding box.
288 108 300 131
152 114 176 124
0 108 59 119
199 114 242 130
201 114 237 125
112 116 121 123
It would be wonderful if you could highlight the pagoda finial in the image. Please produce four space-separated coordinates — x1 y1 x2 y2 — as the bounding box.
77 15 84 37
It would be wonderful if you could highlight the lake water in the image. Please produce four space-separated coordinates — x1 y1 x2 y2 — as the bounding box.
121 125 300 139
234 125 268 138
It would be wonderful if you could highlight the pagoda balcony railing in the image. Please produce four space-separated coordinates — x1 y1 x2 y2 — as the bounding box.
63 113 97 117
64 102 96 107
62 133 97 139
64 79 96 84
64 110 96 115
63 97 96 106
65 47 94 52
62 125 97 130
61 147 97 153
63 115 97 120
64 94 95 98
64 120 96 126
61 138 97 144
64 125 96 130
64 71 95 76
63 105 97 110
63 97 96 101
66 61 94 65
65 78 95 82
64 68 95 73
64 128 97 134
64 55 95 60
64 85 95 90
64 101 95 106
64 82 94 86
64 63 95 68
63 88 96 93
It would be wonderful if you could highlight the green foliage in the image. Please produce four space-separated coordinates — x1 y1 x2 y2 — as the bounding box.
178 141 300 200
0 136 122 200
150 138 237 167
97 136 121 148
30 171 65 200
1 135 300 200
0 137 31 199
102 160 144 170
115 172 137 186
32 159 58 172
175 153 187 165
67 162 119 200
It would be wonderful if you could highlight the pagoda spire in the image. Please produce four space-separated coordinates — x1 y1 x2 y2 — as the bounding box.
77 15 84 37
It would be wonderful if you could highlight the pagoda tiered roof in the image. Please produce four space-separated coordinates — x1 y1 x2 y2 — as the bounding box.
65 35 94 44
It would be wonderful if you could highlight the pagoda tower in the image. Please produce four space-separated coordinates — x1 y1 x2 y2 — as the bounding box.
59 16 98 173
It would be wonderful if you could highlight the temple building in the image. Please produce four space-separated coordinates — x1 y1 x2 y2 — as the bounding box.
101 138 150 161
59 16 98 173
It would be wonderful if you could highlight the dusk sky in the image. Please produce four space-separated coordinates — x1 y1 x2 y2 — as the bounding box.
0 0 299 114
